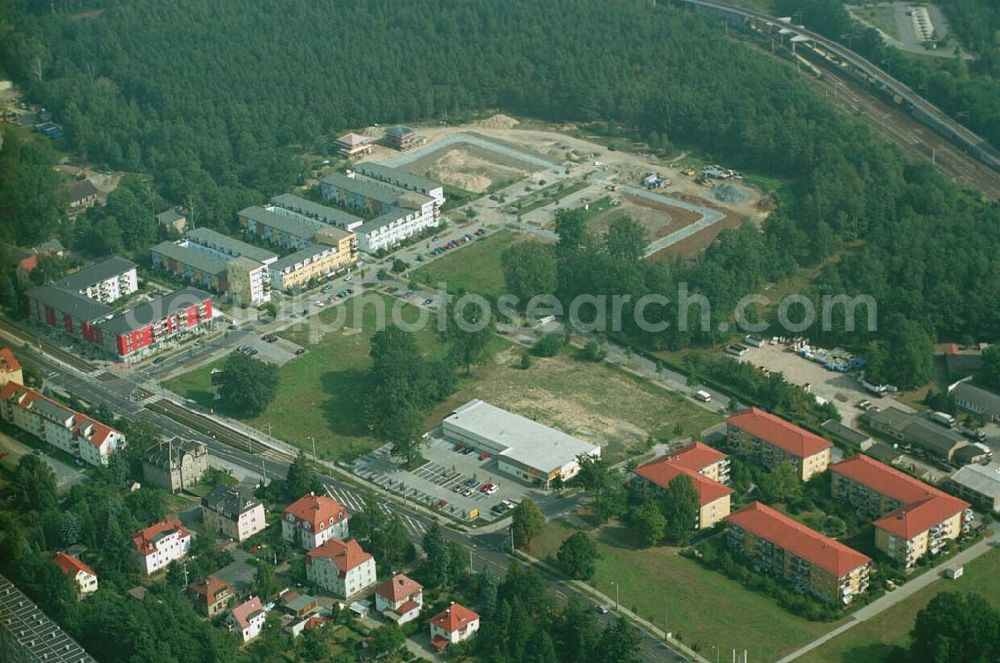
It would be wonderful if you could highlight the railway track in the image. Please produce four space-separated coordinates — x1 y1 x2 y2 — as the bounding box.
147 398 292 464
0 318 97 374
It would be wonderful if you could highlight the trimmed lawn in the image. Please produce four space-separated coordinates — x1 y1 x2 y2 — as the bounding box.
798 548 1000 663
531 520 836 662
411 230 536 298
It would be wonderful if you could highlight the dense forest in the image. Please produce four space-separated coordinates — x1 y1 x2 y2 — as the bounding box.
1 0 1000 387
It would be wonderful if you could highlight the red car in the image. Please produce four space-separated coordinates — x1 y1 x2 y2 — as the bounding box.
479 452 491 461
479 482 495 494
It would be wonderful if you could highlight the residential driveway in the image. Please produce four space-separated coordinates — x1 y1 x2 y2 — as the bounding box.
214 547 257 594
0 429 85 490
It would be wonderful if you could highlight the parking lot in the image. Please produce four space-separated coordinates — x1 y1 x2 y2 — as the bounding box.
234 333 306 367
353 435 539 522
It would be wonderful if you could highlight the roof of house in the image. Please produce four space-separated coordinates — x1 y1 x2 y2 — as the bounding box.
270 193 363 228
53 257 136 293
188 576 232 602
305 539 372 574
202 484 261 520
152 241 228 276
726 408 831 458
831 455 969 539
282 493 349 530
634 446 732 506
949 381 1000 416
386 125 415 137
240 205 327 241
820 419 870 446
156 208 185 225
185 227 278 264
18 255 37 273
33 239 65 255
26 285 114 323
863 406 913 434
353 162 441 194
53 552 96 578
131 518 191 557
951 462 1000 500
726 502 871 577
428 603 480 633
231 596 265 630
901 420 966 457
0 348 22 374
143 438 205 469
336 133 371 146
443 400 601 476
100 287 211 335
946 354 983 375
0 383 120 448
375 574 422 602
865 442 903 465
68 179 98 203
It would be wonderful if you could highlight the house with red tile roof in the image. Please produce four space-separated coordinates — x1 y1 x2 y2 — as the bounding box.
726 502 871 605
0 381 126 466
726 408 832 480
281 492 349 550
0 348 23 387
428 603 480 650
831 455 971 570
229 596 267 642
375 573 423 625
187 576 234 617
53 552 98 596
634 442 733 529
131 518 191 575
305 538 376 599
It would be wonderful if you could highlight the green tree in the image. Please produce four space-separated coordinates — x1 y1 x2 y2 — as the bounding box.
662 474 699 545
557 531 599 579
630 500 666 547
579 339 606 362
511 499 545 548
605 215 647 262
419 523 450 587
981 345 1000 392
10 455 58 512
911 592 1000 663
255 562 280 600
165 560 186 588
369 626 405 657
758 461 802 504
283 451 324 502
440 292 494 374
531 333 563 357
595 618 643 663
501 242 558 307
219 352 279 416
554 210 590 254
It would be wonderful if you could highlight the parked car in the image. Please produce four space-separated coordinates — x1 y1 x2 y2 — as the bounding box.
475 228 486 236
484 484 499 496
462 487 476 497
294 348 306 356
479 482 495 494
479 452 491 461
423 298 434 306
152 356 166 365
595 605 610 615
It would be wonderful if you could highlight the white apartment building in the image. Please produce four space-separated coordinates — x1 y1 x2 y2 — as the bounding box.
0 383 126 466
132 519 192 575
202 484 267 542
53 257 138 304
305 538 376 599
281 493 350 549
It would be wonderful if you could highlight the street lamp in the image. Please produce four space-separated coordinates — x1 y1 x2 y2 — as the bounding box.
610 580 620 611
711 645 720 663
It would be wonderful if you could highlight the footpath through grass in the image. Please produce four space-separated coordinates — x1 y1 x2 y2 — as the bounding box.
530 520 836 662
798 548 1000 663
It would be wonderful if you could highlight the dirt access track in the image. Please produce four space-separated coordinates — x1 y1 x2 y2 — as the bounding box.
356 115 771 256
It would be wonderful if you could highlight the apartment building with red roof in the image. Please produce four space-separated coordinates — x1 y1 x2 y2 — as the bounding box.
305 538 376 599
634 442 733 529
53 552 98 596
726 408 832 480
0 381 126 467
375 573 423 625
727 502 871 605
131 518 192 575
428 603 480 651
0 348 23 387
281 492 350 550
831 454 972 570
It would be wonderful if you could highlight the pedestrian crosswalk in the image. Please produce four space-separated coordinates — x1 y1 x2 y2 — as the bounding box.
324 483 427 537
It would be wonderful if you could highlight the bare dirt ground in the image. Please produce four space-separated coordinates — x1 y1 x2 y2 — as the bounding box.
589 193 703 241
399 142 540 193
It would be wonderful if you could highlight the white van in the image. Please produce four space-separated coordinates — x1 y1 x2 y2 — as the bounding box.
694 389 712 403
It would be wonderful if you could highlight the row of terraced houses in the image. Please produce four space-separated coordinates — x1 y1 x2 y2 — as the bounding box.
633 406 972 606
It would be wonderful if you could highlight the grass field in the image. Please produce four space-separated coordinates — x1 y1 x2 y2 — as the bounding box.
166 292 717 463
412 230 534 298
530 520 835 661
798 548 1000 663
